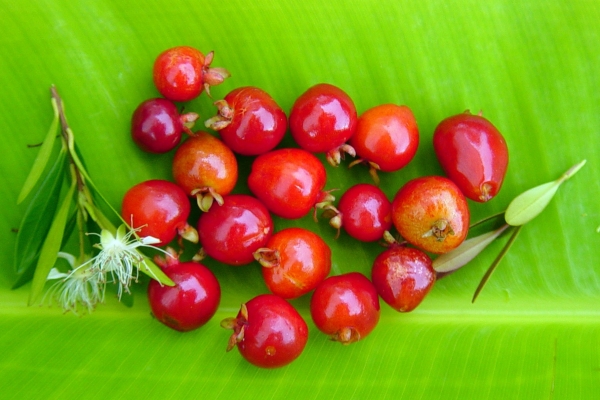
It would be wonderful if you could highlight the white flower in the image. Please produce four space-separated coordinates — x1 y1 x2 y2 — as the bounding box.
83 225 166 299
44 252 106 315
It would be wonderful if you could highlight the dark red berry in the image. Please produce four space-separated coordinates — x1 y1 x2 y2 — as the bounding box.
371 245 435 312
310 272 380 345
148 255 221 332
247 148 331 219
391 176 470 254
131 98 198 153
433 111 509 202
121 179 197 246
325 183 392 242
197 194 273 266
289 83 358 166
221 294 308 368
205 86 287 156
255 227 331 299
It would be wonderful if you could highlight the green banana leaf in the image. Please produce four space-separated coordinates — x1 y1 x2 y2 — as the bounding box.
1 0 599 398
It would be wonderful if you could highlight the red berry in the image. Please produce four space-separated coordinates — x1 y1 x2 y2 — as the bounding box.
148 257 221 332
391 176 470 254
221 294 308 368
172 131 238 211
371 245 435 312
349 104 419 183
247 148 330 219
121 179 197 246
310 272 380 344
255 227 331 299
205 86 287 156
131 98 197 153
197 194 273 266
153 46 230 102
433 111 509 202
326 183 392 242
289 83 357 166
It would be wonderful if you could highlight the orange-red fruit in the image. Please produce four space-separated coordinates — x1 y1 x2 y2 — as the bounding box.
350 104 419 172
391 176 469 254
433 111 508 202
257 227 331 299
172 131 238 209
153 46 205 102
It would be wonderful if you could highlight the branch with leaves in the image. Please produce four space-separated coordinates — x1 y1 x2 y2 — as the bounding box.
14 86 174 315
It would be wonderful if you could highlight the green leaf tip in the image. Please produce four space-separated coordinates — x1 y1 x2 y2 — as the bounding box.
17 97 60 204
505 160 586 226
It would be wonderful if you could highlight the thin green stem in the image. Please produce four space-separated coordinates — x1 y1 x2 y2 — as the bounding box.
471 225 523 303
469 211 506 230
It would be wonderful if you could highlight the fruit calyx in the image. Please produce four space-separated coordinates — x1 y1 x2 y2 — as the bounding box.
348 159 382 185
204 100 234 131
333 326 361 345
422 219 455 242
326 144 356 167
253 248 281 268
313 190 336 222
322 205 342 239
221 303 249 351
201 51 231 97
180 112 200 136
191 187 225 212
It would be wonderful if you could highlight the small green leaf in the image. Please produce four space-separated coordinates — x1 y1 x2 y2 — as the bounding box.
140 256 175 287
505 181 560 226
16 98 61 204
433 224 510 273
505 160 586 226
28 181 76 306
13 150 67 278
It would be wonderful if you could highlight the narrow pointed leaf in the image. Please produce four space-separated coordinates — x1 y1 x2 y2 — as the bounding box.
505 181 560 226
433 224 510 273
505 160 586 226
13 150 67 278
28 182 76 306
16 99 60 204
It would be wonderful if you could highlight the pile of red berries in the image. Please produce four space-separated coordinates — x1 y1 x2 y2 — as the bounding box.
124 45 509 369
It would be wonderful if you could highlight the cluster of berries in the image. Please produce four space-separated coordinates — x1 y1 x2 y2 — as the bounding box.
125 45 509 369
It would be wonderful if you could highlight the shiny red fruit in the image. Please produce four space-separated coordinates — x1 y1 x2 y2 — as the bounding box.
148 257 221 332
327 183 392 242
371 245 435 312
247 148 329 219
310 272 380 345
205 86 287 156
433 111 509 202
349 104 419 182
222 294 308 368
121 179 197 246
255 227 331 299
289 83 357 166
391 176 470 254
153 46 230 102
197 194 273 266
131 98 197 153
172 131 238 211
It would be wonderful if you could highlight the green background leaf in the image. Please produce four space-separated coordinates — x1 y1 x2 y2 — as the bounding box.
1 1 599 398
